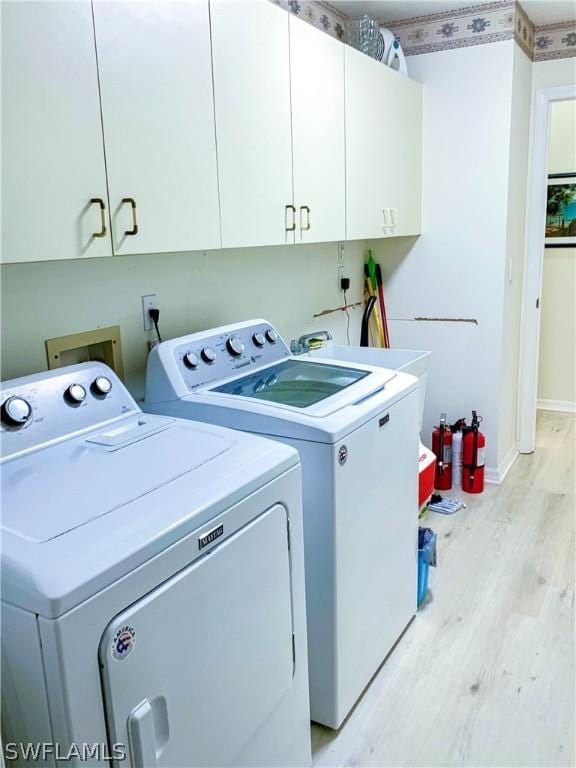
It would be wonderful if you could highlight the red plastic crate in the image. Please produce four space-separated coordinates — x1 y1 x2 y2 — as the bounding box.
418 444 436 508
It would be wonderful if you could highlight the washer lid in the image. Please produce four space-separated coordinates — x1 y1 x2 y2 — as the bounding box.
1 415 232 543
180 367 417 444
211 359 371 408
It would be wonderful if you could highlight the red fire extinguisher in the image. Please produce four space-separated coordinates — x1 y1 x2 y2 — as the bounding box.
432 413 452 490
462 411 485 494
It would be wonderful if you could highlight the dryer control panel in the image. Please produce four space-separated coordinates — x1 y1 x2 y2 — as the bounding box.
173 322 291 391
0 363 138 460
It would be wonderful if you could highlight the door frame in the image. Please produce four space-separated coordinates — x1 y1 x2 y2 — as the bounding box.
517 84 576 453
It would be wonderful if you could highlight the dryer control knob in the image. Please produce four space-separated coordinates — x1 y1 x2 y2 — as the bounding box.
265 328 278 344
91 376 112 397
227 337 245 357
201 346 217 364
252 332 265 348
1 396 32 428
183 351 199 369
65 383 87 405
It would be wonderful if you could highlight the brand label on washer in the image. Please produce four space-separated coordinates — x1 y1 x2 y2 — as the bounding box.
112 625 136 661
198 523 224 550
338 445 348 465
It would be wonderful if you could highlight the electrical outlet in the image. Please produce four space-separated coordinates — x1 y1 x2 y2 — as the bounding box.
141 294 158 331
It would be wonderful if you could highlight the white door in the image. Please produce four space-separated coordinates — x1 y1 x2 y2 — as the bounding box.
345 47 422 240
1 1 112 263
93 0 221 256
290 16 345 244
211 0 294 249
99 505 295 767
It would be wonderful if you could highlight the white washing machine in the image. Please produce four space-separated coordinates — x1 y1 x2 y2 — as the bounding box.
145 320 420 729
0 363 311 767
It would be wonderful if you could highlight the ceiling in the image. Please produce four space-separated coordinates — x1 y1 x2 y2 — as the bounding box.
522 1 576 24
328 0 576 25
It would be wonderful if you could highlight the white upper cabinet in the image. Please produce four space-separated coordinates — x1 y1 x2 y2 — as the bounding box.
211 0 294 249
290 16 345 244
93 0 221 255
2 1 112 263
384 66 422 237
345 46 422 240
2 1 423 264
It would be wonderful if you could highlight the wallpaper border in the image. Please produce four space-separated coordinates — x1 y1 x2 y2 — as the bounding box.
273 0 576 62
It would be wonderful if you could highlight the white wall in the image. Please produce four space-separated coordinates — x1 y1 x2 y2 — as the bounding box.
497 43 532 471
547 99 576 173
371 40 517 476
0 242 367 399
532 57 576 92
537 98 576 408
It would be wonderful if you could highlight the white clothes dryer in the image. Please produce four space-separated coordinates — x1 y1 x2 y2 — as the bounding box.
1 363 310 767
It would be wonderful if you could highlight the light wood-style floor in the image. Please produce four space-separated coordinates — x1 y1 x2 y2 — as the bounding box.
312 411 575 768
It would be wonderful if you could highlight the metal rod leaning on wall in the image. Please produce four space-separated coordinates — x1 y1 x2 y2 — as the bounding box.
313 301 364 318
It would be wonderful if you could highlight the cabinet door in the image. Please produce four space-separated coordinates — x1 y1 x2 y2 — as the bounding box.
1 1 112 263
345 47 422 240
93 0 221 255
211 0 294 249
290 15 345 244
386 72 422 237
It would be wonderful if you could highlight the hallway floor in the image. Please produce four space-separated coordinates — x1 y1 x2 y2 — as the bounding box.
312 411 575 767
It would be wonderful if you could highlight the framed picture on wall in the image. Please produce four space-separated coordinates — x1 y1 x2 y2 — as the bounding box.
545 173 576 247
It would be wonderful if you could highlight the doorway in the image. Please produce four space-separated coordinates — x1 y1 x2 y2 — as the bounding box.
518 85 576 453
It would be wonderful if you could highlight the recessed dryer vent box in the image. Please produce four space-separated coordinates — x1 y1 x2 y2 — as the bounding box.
45 326 124 380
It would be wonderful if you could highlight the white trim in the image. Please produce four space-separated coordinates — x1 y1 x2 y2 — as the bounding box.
517 84 576 455
484 444 519 485
537 399 576 413
498 444 520 482
484 466 500 484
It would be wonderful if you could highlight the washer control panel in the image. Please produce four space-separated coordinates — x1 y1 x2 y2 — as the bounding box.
0 364 137 460
174 322 291 390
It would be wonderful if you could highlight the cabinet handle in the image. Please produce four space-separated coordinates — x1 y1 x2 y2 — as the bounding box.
285 204 296 232
390 207 397 227
300 205 311 232
122 197 139 236
90 198 107 238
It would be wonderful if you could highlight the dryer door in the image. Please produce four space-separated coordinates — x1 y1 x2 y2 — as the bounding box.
99 504 294 767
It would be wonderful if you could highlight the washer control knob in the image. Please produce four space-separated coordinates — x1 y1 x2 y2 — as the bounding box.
227 336 245 357
65 383 87 405
265 328 278 344
201 346 217 364
1 396 32 428
183 351 199 369
91 376 112 397
252 332 265 348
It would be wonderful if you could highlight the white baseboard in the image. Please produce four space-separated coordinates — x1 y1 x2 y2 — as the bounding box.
537 399 576 413
484 466 500 484
485 444 520 485
498 444 520 483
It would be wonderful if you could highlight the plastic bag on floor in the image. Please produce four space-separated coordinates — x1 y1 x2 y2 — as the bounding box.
418 527 437 567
